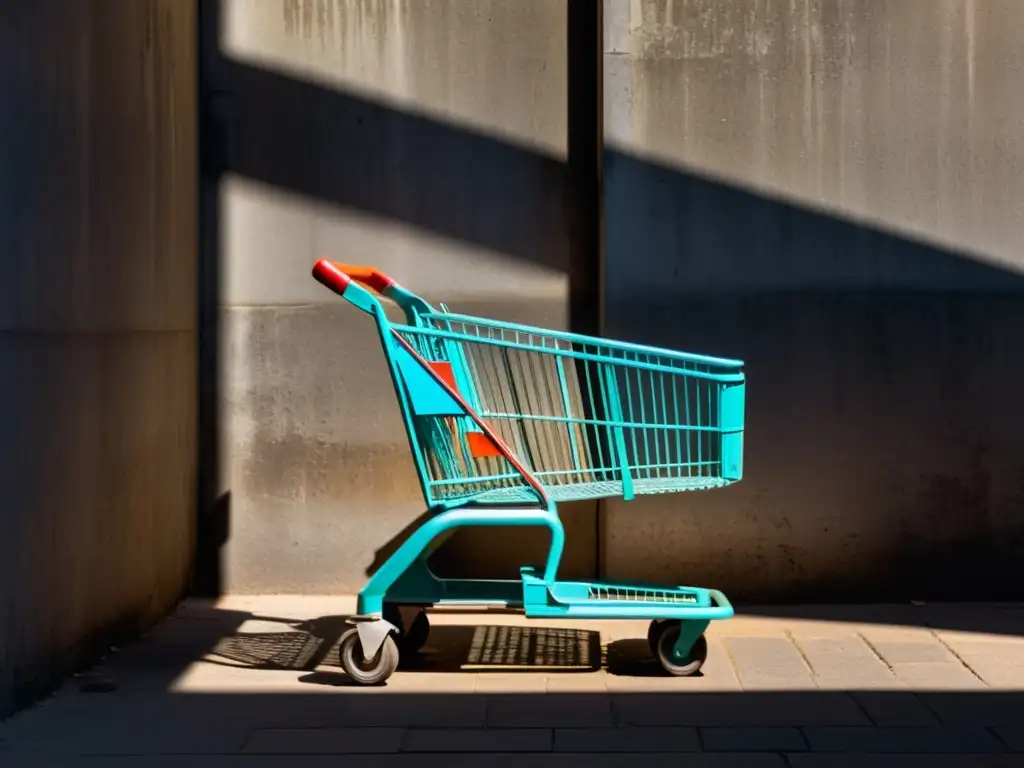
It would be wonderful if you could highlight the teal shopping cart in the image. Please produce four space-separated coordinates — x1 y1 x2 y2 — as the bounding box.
312 260 746 684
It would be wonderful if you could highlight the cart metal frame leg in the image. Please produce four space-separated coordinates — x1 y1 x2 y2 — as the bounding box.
349 498 732 667
350 502 565 659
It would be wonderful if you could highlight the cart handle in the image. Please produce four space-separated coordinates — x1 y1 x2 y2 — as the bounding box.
312 260 432 322
312 260 396 296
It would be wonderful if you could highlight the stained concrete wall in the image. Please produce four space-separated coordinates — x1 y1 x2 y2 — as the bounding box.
0 1 198 715
205 0 597 592
209 0 1024 600
603 0 1024 600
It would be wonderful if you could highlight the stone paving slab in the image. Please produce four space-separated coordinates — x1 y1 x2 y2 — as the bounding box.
487 692 614 728
724 637 815 689
917 692 1024 727
242 727 408 754
701 726 808 752
612 692 872 727
936 641 1024 689
866 639 959 665
791 636 898 689
553 725 701 753
886 661 988 691
992 727 1024 753
849 691 939 726
1 598 1024 765
403 727 553 753
801 725 1007 753
787 756 1024 768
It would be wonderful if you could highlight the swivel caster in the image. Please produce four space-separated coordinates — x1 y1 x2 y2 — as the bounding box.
338 627 399 685
653 621 708 677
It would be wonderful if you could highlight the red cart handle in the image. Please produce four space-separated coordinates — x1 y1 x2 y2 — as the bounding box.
312 260 397 297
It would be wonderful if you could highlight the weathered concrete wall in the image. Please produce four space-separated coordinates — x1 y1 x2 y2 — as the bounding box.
0 1 198 715
207 0 596 592
603 0 1024 600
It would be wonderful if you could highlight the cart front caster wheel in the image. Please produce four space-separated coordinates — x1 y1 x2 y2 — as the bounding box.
655 623 708 677
339 627 399 685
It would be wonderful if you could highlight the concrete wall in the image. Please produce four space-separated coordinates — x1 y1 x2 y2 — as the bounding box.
603 0 1024 600
207 0 1024 601
206 0 597 592
0 1 198 715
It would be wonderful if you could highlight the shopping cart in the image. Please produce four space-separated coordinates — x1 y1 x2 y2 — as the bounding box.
312 260 746 684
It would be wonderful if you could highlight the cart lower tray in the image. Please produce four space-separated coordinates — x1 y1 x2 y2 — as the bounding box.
520 567 734 620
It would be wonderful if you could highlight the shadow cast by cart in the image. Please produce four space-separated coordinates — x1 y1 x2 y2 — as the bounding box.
207 614 604 683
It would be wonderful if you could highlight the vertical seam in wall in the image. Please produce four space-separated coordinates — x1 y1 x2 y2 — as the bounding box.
595 0 607 578
567 0 605 578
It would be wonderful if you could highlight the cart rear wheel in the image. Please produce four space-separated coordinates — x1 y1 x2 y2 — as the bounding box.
339 628 399 685
655 623 708 677
383 604 431 655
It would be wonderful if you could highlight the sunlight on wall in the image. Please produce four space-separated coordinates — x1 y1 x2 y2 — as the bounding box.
606 0 1024 278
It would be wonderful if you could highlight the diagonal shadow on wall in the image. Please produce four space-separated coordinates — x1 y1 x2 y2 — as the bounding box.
205 60 570 275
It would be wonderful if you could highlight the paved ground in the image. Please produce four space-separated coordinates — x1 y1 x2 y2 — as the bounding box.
2 597 1024 766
